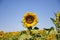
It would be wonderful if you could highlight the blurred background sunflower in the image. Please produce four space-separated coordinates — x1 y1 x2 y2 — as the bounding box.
22 12 38 28
0 31 4 38
47 34 52 40
56 12 60 22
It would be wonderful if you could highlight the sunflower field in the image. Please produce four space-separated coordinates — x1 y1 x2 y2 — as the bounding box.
0 12 60 40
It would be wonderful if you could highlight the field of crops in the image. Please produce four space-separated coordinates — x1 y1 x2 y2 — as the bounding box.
0 12 60 40
0 28 59 40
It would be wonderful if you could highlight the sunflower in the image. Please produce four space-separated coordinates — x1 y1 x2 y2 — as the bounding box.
5 32 12 38
11 32 17 36
11 31 21 36
56 12 60 22
0 31 4 38
47 34 52 40
38 30 45 35
22 12 38 28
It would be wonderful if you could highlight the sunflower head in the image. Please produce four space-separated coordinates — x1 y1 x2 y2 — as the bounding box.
56 12 60 22
22 12 38 28
47 34 52 40
0 31 4 38
38 30 45 35
5 32 12 38
11 31 21 36
11 32 17 36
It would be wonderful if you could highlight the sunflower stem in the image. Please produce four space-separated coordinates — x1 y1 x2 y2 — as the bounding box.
27 27 32 30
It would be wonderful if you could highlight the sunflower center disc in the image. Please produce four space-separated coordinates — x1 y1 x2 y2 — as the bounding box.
26 15 34 24
0 34 2 36
59 16 60 22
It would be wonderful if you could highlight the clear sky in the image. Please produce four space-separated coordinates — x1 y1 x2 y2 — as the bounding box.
0 0 60 32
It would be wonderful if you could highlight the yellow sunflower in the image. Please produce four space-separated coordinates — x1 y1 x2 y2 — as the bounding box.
56 12 60 22
38 30 45 35
11 31 21 36
22 12 38 28
5 32 12 38
47 34 52 40
0 31 4 38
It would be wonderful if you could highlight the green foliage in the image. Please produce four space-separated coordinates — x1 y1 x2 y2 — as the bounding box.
54 13 57 17
50 18 56 25
34 27 39 30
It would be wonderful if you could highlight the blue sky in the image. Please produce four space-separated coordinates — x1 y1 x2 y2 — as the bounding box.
0 0 60 32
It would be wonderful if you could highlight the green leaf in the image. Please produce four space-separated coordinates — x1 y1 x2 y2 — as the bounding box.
50 18 56 24
50 27 54 30
28 27 32 30
54 13 57 17
34 27 39 30
44 28 49 31
48 27 54 34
